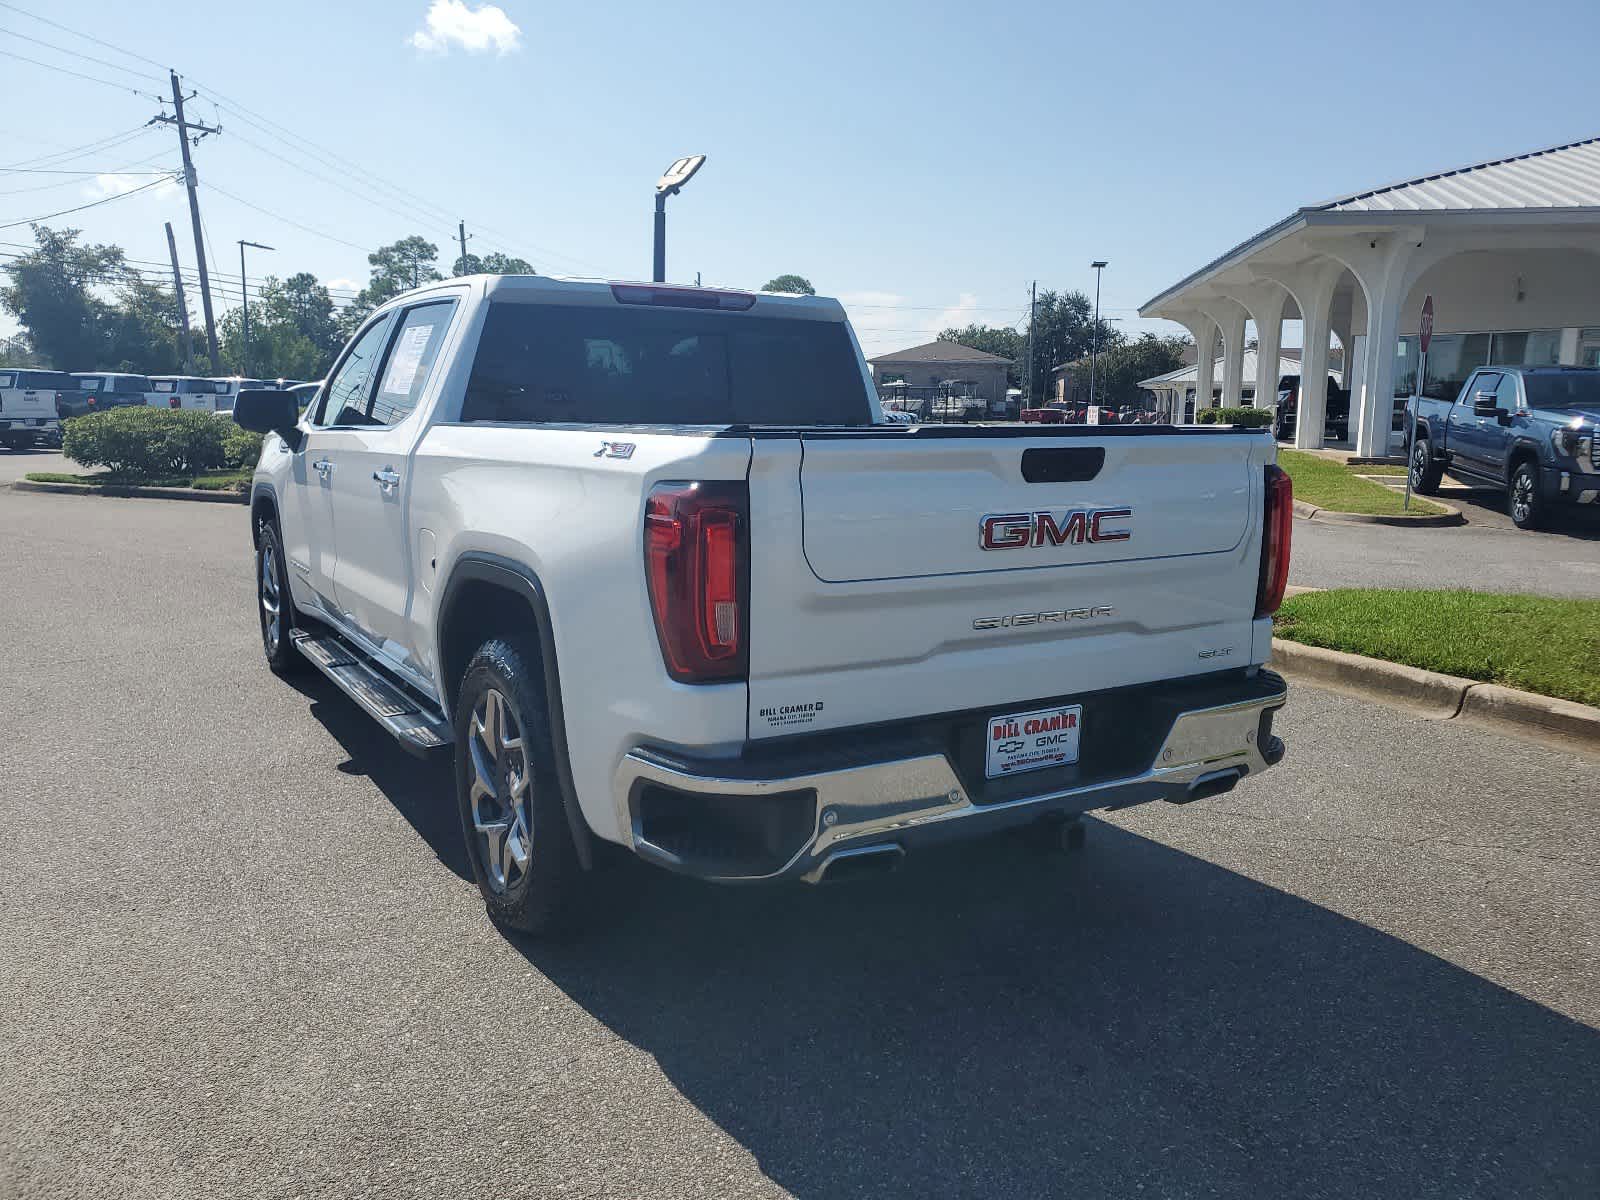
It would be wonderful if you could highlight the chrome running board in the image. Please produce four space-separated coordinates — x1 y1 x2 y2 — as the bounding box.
291 630 451 757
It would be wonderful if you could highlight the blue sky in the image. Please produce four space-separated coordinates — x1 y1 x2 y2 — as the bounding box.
3 0 1597 357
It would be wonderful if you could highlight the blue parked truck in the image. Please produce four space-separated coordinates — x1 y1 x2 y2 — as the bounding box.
1406 365 1600 529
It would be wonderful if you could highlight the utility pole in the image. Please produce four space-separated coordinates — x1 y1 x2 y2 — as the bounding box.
457 220 471 274
1089 261 1108 410
164 221 194 372
238 240 273 377
1026 280 1037 404
152 72 222 373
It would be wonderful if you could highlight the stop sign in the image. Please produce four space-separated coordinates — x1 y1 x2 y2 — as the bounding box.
1420 295 1434 353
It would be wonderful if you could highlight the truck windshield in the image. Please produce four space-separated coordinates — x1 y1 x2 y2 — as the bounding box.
1523 374 1600 410
463 301 872 426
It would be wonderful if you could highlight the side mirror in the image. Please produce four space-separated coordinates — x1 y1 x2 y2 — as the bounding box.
1472 391 1500 417
234 389 302 447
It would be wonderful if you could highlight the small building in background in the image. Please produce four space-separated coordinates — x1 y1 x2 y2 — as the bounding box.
1138 349 1342 422
867 340 1011 403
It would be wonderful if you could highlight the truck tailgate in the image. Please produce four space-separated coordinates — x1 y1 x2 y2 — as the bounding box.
747 428 1272 740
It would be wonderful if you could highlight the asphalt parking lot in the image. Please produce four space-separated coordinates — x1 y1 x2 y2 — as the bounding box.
2 484 1599 1199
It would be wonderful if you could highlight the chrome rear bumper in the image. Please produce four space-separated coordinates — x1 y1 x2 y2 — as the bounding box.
615 673 1287 883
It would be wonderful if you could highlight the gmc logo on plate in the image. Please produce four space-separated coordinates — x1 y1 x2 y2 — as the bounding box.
979 507 1132 550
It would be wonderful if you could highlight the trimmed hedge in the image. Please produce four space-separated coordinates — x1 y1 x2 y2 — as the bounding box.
1197 406 1273 427
63 407 229 479
222 425 265 469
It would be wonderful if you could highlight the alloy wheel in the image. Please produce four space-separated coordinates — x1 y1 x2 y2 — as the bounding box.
260 541 281 655
468 687 532 893
1512 470 1533 524
1410 442 1428 489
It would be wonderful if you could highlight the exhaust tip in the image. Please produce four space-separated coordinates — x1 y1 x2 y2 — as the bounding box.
810 843 905 884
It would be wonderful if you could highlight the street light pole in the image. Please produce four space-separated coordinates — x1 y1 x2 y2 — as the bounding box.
238 239 274 377
1089 260 1107 410
651 155 706 283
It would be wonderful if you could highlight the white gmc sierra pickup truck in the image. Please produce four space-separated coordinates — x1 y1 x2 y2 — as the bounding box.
235 274 1292 935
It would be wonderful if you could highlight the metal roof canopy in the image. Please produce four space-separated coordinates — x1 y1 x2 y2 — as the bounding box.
1141 134 1600 315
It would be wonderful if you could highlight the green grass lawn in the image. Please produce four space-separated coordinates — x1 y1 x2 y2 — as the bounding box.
1278 450 1444 515
26 469 250 493
1354 463 1408 476
1275 589 1600 706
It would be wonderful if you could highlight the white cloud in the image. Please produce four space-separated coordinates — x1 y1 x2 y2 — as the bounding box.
409 0 522 54
85 172 174 199
326 278 361 292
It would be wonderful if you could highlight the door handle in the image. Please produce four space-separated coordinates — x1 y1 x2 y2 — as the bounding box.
312 458 334 476
373 467 401 492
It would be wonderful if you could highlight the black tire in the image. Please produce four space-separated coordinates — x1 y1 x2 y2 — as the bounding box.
255 518 305 675
1271 420 1286 443
1409 436 1444 495
1509 459 1544 530
454 636 584 936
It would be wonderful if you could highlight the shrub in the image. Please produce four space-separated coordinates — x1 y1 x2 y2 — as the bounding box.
63 407 228 479
222 425 265 469
1198 406 1273 427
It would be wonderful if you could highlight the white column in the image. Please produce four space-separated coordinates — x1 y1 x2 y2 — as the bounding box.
1192 328 1215 418
1197 301 1247 409
1218 283 1289 414
1293 271 1341 450
1164 310 1216 424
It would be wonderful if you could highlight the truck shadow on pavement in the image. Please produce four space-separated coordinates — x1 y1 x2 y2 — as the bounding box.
519 826 1599 1199
285 672 471 881
280 672 1600 1196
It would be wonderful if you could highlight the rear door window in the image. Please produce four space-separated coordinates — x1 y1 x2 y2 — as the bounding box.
75 376 104 392
0 373 14 389
368 300 457 426
462 301 871 426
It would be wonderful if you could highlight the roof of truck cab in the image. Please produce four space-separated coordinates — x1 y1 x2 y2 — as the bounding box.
452 273 848 319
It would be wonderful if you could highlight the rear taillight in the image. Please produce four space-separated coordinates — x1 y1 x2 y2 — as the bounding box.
644 481 749 683
1256 464 1293 618
169 396 181 408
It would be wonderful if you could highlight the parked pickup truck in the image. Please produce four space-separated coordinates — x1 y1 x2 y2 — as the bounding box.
234 275 1291 935
1406 365 1600 529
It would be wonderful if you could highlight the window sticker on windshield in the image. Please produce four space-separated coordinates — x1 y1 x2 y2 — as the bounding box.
381 323 434 397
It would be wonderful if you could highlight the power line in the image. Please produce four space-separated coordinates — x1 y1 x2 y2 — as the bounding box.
0 175 174 231
0 126 151 172
0 0 169 73
0 25 165 83
0 151 174 196
199 179 372 253
0 47 161 99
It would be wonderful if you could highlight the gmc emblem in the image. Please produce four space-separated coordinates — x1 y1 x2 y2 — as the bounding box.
979 507 1132 550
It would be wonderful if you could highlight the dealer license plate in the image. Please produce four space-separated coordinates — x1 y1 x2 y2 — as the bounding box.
985 704 1083 779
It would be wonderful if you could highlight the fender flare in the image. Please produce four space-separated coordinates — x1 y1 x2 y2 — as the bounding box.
436 553 594 869
1504 437 1543 485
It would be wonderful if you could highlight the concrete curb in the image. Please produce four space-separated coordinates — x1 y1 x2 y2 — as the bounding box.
10 479 247 505
1291 497 1464 527
1271 638 1600 754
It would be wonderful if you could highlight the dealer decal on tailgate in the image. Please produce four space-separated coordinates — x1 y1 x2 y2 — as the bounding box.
985 704 1083 778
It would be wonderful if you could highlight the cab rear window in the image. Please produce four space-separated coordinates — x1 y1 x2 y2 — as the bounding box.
462 301 871 426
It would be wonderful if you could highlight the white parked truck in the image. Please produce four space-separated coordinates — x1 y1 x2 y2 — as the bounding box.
235 275 1293 934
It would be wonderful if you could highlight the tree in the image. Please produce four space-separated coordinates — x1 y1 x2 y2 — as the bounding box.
1061 333 1189 408
340 235 445 338
218 273 341 380
762 274 814 295
939 323 1025 386
104 276 184 375
1021 289 1122 400
0 225 126 368
452 250 535 276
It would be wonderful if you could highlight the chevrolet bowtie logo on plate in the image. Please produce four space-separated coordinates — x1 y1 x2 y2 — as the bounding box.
979 507 1131 550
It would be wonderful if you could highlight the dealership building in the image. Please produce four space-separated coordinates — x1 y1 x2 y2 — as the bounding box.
1140 134 1600 456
